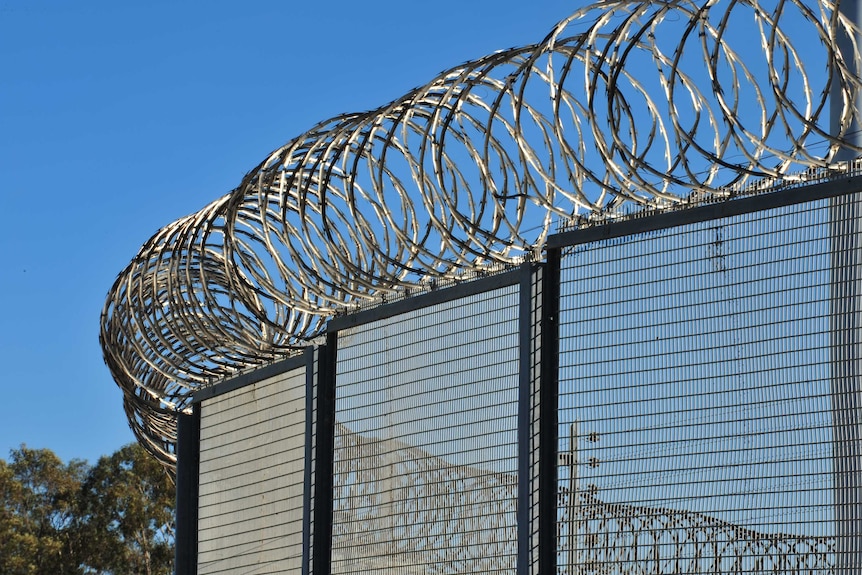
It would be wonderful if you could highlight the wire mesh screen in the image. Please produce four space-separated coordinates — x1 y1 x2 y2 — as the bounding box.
197 366 308 575
557 194 862 574
331 286 521 574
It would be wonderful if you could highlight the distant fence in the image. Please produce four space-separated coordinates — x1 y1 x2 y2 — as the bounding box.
332 425 519 573
561 492 835 574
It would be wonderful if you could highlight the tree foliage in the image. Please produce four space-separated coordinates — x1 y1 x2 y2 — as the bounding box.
0 444 174 575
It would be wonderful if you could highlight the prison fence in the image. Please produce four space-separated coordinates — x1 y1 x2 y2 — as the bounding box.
175 175 862 575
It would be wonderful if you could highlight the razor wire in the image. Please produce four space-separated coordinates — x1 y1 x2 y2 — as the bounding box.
333 425 833 573
560 490 835 573
101 0 862 467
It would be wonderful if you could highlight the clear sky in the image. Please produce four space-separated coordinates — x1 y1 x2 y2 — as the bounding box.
0 0 580 464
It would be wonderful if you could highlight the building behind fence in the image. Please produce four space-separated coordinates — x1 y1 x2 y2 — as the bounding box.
174 173 862 574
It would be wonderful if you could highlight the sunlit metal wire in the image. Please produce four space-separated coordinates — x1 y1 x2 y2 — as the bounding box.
101 0 862 467
337 424 835 573
560 490 835 573
332 425 518 572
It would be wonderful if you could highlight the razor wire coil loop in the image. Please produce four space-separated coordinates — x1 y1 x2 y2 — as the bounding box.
101 0 862 466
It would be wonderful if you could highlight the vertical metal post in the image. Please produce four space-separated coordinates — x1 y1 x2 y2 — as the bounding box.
831 2 862 573
539 248 561 575
568 422 579 575
314 338 337 575
518 263 534 575
831 0 862 162
174 405 200 575
302 347 317 575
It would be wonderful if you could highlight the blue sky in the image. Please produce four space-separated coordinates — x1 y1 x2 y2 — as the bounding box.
0 0 579 464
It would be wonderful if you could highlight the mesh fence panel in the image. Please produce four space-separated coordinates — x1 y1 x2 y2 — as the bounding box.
556 195 862 574
197 367 308 575
331 286 521 574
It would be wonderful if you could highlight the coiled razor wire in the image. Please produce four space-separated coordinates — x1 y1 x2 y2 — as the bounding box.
101 0 862 467
332 426 834 573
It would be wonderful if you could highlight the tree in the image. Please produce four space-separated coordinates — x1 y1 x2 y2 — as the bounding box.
0 447 87 575
80 443 174 575
0 444 175 575
0 458 38 574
